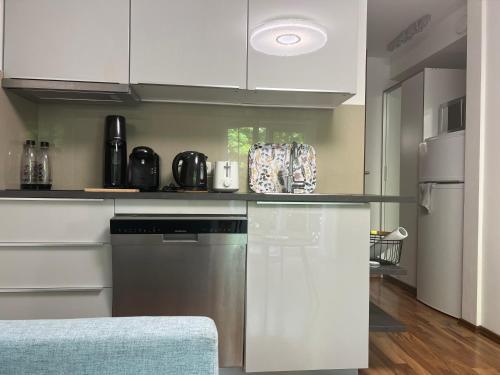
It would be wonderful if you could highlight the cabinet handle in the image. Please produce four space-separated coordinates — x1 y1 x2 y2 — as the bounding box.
254 87 353 94
136 82 241 90
256 201 367 206
0 198 105 202
0 287 105 293
0 242 106 247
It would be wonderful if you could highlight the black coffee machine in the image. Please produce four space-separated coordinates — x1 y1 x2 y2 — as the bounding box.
128 146 160 192
104 115 127 188
172 151 208 191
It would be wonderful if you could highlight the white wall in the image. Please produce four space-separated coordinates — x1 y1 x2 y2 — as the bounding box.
390 4 467 81
477 0 500 335
461 0 485 328
462 0 500 335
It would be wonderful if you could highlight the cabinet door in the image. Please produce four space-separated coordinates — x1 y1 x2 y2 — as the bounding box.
130 0 247 88
0 199 114 243
397 73 424 286
0 244 112 288
248 0 360 92
3 0 129 83
246 202 370 372
0 288 112 319
115 199 247 216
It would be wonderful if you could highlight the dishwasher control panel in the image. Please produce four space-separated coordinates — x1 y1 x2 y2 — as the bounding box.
110 216 247 234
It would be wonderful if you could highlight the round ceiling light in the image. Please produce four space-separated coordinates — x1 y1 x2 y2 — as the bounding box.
276 34 301 45
250 18 328 57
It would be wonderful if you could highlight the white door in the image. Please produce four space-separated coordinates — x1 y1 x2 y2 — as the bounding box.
246 202 369 372
397 73 424 287
381 86 402 231
3 0 129 83
247 0 359 92
130 0 247 88
417 183 464 318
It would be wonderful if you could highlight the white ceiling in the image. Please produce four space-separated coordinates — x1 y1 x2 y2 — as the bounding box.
367 0 466 57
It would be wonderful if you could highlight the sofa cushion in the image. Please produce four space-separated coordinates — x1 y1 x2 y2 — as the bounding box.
0 316 218 375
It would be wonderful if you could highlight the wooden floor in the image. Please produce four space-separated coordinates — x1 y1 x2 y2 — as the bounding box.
361 278 500 375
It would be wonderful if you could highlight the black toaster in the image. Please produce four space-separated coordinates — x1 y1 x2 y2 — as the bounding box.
128 146 160 192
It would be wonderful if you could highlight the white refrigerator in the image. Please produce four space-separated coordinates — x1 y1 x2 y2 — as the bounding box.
417 130 464 318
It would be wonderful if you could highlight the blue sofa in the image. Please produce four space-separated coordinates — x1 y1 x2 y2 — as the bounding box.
0 316 219 375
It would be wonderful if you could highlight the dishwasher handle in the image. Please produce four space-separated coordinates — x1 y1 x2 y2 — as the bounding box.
162 233 199 242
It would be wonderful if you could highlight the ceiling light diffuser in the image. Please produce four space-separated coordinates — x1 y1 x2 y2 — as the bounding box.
276 34 301 45
250 19 328 57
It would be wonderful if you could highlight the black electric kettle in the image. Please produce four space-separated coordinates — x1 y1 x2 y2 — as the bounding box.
172 151 208 190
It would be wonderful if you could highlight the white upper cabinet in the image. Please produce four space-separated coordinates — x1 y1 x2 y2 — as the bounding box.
3 0 129 84
130 0 247 89
2 0 363 107
247 0 360 93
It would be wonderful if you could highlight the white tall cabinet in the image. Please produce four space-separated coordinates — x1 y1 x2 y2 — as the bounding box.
247 0 360 93
395 73 424 288
130 0 247 88
3 0 130 83
245 202 370 372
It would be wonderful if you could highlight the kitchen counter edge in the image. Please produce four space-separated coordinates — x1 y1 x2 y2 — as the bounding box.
0 190 414 203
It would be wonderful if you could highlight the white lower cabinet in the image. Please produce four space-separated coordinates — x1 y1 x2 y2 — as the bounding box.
0 288 112 320
245 202 370 372
0 199 114 320
0 199 114 243
0 244 112 288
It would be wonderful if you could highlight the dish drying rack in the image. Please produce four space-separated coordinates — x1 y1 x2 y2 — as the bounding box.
370 233 403 266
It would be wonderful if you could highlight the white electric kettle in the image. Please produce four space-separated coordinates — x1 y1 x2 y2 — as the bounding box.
213 161 239 192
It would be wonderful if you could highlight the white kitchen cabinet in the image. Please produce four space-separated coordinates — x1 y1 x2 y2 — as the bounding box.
0 199 114 243
247 0 360 93
0 288 112 320
0 198 114 320
3 0 129 83
246 202 370 372
0 244 112 289
114 199 247 216
130 0 247 88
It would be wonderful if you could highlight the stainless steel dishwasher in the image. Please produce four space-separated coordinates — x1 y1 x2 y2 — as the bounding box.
110 215 247 368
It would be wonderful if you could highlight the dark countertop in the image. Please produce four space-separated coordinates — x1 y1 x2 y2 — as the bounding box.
0 190 414 203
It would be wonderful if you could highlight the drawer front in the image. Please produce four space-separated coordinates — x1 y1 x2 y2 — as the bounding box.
0 244 112 288
0 288 112 319
0 199 114 243
115 199 247 215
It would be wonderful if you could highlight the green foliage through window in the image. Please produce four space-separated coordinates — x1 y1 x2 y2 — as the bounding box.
227 127 304 165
